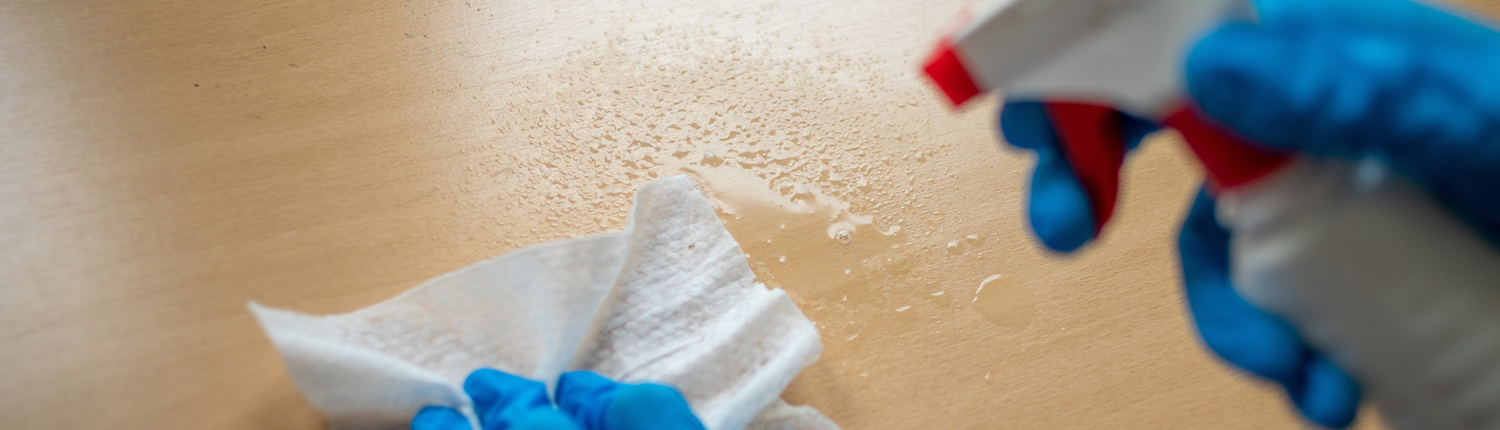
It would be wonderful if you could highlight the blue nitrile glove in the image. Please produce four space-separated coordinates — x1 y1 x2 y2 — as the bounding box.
1177 186 1362 427
997 101 1159 253
411 369 583 430
554 371 707 430
1186 0 1500 243
1003 0 1500 426
999 100 1362 428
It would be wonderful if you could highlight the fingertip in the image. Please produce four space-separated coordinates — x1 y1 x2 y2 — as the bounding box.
1291 354 1362 429
555 371 621 429
556 371 619 399
1194 301 1306 382
1027 149 1096 252
412 406 473 430
462 368 506 408
463 368 544 410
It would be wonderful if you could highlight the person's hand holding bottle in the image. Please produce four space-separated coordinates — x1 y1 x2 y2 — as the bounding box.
999 0 1500 427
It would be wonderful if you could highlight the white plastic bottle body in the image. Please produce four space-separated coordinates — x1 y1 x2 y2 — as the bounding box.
1219 158 1500 430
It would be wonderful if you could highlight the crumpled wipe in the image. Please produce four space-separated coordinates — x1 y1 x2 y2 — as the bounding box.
250 175 837 430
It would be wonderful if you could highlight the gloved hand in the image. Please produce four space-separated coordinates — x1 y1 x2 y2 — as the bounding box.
999 101 1363 428
1000 0 1500 427
410 369 706 430
411 369 582 430
554 371 707 430
1186 0 1500 243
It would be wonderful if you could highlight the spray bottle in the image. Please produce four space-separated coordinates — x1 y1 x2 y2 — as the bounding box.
922 0 1500 428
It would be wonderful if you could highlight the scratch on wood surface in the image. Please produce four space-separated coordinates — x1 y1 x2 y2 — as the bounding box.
241 45 267 58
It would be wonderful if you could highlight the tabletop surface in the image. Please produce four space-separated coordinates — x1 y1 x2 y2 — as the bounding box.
3 0 1496 428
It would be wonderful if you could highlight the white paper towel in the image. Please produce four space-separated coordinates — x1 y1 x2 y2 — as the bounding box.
745 400 842 430
250 175 836 430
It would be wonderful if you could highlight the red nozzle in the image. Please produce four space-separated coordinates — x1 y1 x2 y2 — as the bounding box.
923 38 982 107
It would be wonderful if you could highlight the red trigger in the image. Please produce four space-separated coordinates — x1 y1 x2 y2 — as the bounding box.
1045 102 1126 236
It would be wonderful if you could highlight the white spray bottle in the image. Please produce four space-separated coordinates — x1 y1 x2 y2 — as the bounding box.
922 1 1500 428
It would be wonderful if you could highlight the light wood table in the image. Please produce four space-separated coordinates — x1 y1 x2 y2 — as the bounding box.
2 0 1495 428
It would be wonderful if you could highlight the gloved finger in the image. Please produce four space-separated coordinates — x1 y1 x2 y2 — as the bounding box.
1177 186 1361 428
463 368 557 430
555 371 706 430
555 371 618 430
413 406 473 430
1000 101 1098 252
1285 352 1362 428
1001 101 1164 252
1178 186 1305 381
1027 145 1097 253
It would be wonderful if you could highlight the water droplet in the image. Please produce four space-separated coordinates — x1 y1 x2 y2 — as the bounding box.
972 275 1036 328
702 150 723 166
834 230 852 245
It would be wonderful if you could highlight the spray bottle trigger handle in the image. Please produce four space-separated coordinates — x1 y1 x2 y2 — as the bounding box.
1164 105 1291 191
1045 102 1128 235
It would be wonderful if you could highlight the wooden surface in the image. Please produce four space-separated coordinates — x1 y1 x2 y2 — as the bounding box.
1 0 1495 429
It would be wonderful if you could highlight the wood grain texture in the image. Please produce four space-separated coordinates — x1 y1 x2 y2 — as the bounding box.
1 0 1494 428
